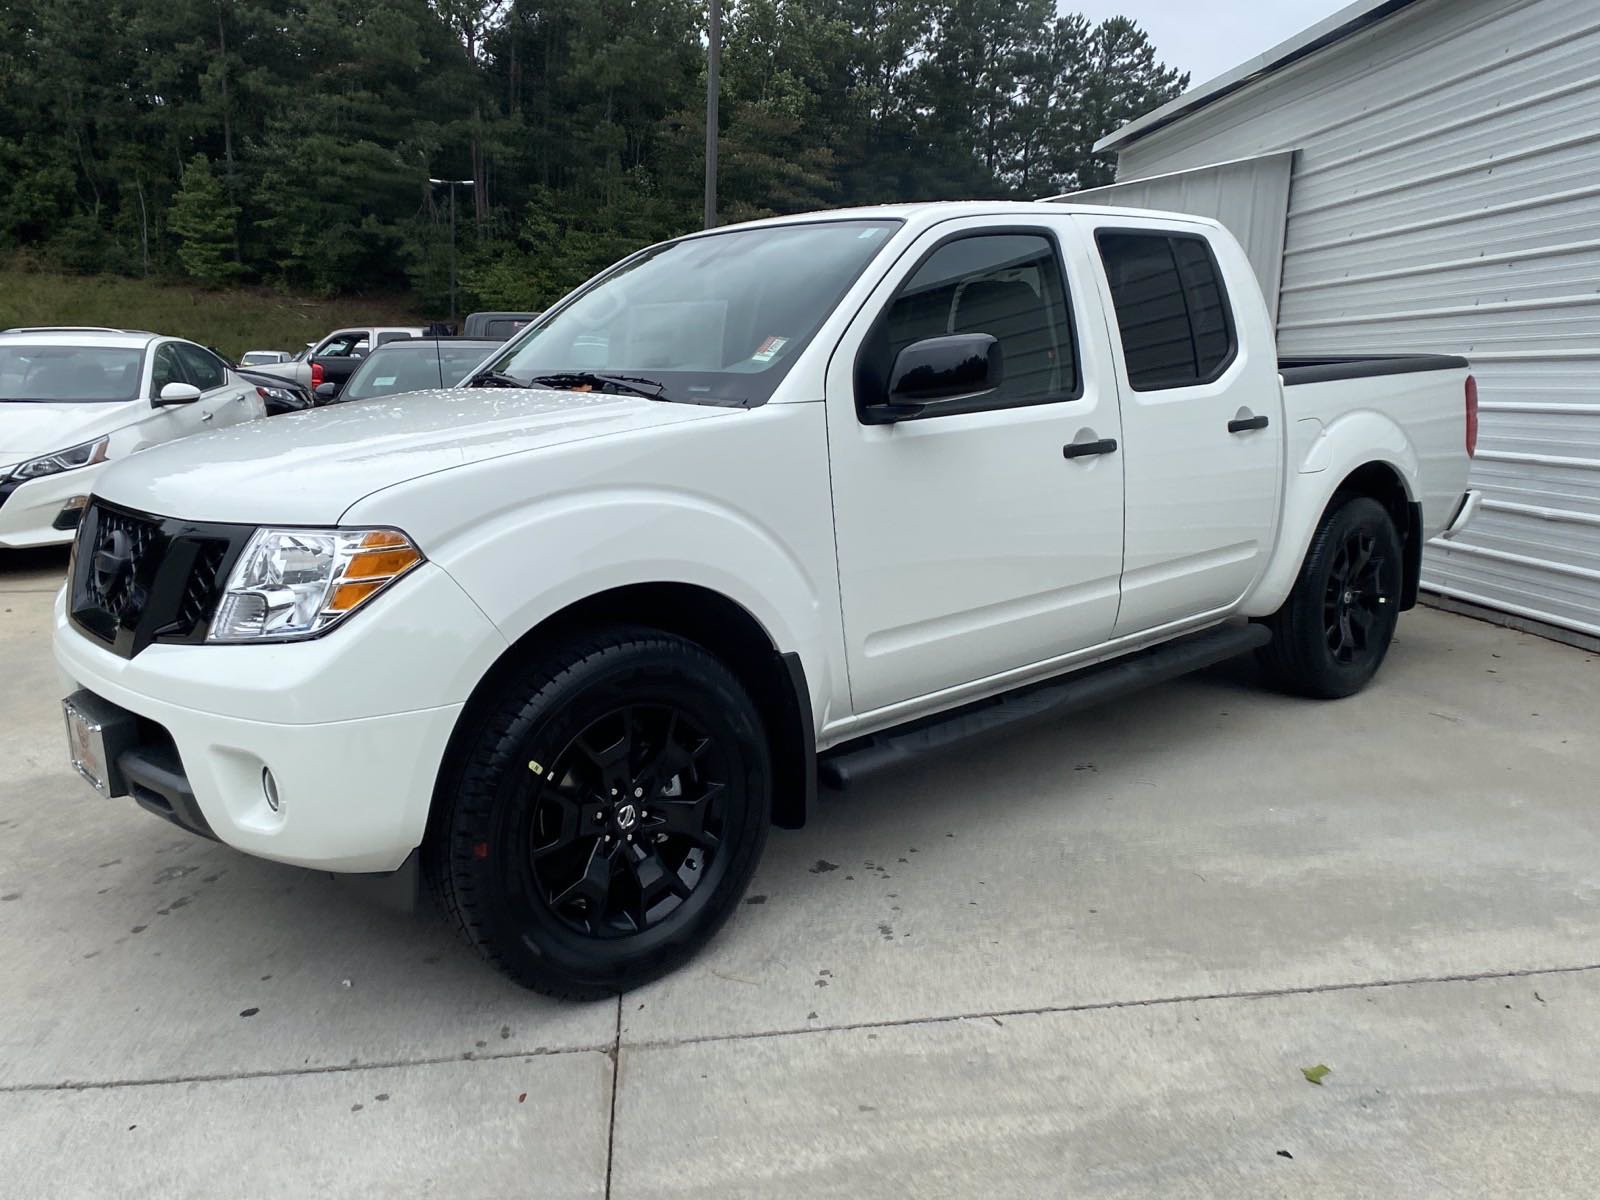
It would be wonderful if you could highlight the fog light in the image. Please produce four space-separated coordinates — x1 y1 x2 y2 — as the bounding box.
262 767 281 812
52 495 89 532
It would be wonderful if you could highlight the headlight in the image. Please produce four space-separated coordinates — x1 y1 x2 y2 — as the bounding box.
10 437 110 480
209 527 424 643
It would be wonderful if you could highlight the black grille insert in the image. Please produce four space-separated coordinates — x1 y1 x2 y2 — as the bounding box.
69 501 249 658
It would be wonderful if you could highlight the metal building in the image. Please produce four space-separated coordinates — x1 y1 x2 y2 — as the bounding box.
1070 0 1600 646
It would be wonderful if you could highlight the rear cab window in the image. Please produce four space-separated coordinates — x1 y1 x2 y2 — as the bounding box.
1094 229 1236 391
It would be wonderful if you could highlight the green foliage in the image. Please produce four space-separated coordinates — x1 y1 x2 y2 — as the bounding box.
0 0 1188 315
0 260 421 361
169 156 243 287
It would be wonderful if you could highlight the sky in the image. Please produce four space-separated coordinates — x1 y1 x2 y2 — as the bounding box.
1066 0 1354 88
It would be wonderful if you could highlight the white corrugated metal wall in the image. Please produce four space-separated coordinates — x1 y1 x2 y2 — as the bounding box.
1106 0 1600 641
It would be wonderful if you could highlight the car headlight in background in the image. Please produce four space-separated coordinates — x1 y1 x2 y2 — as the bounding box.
209 528 424 643
9 437 110 481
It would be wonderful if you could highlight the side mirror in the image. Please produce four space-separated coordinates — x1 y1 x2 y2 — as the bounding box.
314 382 339 402
155 382 202 406
865 334 1003 423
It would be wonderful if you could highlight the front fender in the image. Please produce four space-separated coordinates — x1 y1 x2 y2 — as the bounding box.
1243 409 1419 618
341 404 845 730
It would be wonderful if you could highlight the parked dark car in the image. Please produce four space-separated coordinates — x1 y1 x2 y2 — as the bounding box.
212 351 315 416
461 311 540 340
326 337 504 404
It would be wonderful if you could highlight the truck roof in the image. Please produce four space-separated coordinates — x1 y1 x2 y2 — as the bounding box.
701 200 1224 237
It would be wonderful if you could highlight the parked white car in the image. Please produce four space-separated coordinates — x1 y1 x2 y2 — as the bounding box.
1 330 265 548
54 202 1478 997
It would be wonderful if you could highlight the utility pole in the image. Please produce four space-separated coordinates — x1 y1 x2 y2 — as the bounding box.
704 0 720 229
429 177 475 322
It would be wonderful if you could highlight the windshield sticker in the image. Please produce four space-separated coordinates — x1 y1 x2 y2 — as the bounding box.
374 376 397 386
751 336 789 363
857 226 887 240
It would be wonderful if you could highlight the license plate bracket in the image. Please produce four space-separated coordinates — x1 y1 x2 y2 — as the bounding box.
62 690 139 797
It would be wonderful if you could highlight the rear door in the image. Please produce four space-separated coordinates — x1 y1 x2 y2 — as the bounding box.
826 218 1125 716
173 342 260 428
1078 216 1282 635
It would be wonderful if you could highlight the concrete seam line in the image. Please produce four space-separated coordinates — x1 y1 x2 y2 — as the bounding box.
604 995 622 1200
620 961 1600 1053
7 962 1596 1094
0 1040 617 1095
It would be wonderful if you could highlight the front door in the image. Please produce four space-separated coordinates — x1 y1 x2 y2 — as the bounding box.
826 220 1126 716
1080 216 1283 635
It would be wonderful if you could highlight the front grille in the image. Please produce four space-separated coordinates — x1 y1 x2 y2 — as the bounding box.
80 507 161 626
175 540 229 635
69 501 249 658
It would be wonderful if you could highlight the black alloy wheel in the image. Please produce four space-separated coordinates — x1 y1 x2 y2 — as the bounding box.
1256 495 1404 700
527 704 728 938
1322 526 1392 666
429 627 770 998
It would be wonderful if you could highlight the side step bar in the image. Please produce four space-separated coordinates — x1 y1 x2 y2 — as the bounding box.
818 622 1271 791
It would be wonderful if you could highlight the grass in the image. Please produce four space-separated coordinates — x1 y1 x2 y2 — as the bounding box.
0 265 425 361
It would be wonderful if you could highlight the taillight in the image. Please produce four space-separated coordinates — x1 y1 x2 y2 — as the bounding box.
1465 374 1478 458
311 362 324 388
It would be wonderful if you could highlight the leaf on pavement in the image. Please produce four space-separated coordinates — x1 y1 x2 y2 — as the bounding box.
1301 1064 1331 1085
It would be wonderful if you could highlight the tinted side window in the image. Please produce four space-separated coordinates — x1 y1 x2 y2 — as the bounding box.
859 233 1077 413
376 331 412 346
150 344 183 396
1096 231 1236 390
175 343 226 390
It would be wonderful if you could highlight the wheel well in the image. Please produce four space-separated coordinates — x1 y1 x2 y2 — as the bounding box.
430 584 815 843
1330 461 1422 611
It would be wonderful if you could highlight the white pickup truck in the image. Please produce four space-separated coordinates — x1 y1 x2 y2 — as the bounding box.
54 202 1479 997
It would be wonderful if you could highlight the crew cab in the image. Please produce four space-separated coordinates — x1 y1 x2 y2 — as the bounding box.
1 330 265 548
53 203 1478 997
248 326 425 399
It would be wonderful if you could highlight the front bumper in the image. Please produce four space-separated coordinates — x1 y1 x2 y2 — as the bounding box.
53 562 506 872
0 463 103 548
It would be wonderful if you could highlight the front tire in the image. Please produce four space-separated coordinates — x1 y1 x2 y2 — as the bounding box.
1256 496 1404 699
428 627 771 998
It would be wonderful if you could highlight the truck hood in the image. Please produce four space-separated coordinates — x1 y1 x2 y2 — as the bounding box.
0 399 140 465
92 387 733 525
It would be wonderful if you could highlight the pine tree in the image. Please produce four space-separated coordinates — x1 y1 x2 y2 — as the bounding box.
169 155 243 287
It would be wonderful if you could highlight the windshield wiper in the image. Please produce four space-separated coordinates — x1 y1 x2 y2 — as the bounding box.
466 369 529 389
528 372 668 402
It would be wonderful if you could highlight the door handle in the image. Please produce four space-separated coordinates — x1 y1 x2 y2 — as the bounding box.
1228 414 1269 433
1063 438 1118 459
201 411 214 423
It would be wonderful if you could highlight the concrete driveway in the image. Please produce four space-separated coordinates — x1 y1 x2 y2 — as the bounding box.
2 547 1596 1198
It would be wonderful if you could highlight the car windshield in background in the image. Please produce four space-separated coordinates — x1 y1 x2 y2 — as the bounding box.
0 345 144 402
342 342 501 401
486 219 902 406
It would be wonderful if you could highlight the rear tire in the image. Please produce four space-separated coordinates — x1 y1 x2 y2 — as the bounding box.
427 627 770 998
1256 496 1403 699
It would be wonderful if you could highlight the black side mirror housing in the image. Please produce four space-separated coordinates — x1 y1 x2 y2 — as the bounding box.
863 334 1003 424
314 382 339 402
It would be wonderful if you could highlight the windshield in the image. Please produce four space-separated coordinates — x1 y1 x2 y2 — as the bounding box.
0 344 144 402
485 219 900 406
343 343 499 401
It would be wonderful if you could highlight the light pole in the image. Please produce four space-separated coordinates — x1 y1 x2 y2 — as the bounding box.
429 176 475 322
704 0 720 229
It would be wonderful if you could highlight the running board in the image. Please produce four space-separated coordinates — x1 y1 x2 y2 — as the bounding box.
818 622 1271 791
